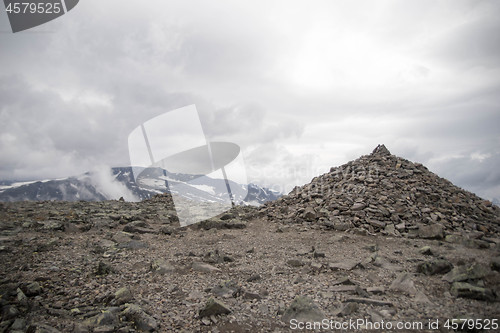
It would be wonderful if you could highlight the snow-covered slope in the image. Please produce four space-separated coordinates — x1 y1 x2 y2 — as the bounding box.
0 167 281 204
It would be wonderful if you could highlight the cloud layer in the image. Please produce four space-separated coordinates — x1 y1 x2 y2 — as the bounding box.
1 0 499 201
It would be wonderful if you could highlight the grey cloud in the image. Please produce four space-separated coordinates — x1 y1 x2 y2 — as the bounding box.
0 0 499 201
427 152 500 202
200 103 304 146
425 1 500 70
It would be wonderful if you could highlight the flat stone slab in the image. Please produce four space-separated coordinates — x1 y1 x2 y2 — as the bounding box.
331 285 357 292
344 297 394 307
328 261 360 271
192 262 221 273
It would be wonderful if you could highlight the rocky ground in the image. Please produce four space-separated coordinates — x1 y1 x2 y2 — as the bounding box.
0 198 499 332
1 146 499 332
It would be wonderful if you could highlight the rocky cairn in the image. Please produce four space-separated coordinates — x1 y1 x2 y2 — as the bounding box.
263 144 500 241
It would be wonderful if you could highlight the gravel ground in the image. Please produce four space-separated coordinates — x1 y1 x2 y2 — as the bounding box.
0 200 499 332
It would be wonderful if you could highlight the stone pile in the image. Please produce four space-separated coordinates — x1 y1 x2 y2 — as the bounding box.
262 145 500 240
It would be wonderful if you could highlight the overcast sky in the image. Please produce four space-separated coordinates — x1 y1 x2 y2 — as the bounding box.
1 0 499 201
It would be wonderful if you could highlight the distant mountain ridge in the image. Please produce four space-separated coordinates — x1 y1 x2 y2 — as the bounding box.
0 167 281 204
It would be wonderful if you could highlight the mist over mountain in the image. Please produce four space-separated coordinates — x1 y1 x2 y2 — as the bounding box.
0 167 281 205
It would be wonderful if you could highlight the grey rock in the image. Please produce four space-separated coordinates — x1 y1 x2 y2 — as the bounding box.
368 219 386 229
199 298 232 318
361 253 377 268
41 220 64 231
373 255 402 271
368 309 384 323
150 259 175 274
372 144 391 155
313 251 325 258
2 305 19 319
364 244 378 252
73 324 90 333
287 259 304 267
415 290 432 304
123 222 156 234
444 234 463 243
417 259 453 275
211 281 241 298
330 276 356 286
16 288 28 306
246 274 261 282
379 309 396 319
159 225 175 235
450 282 496 302
114 287 133 304
25 281 42 296
419 246 433 255
328 261 360 271
337 302 358 317
389 273 417 295
242 291 262 300
121 303 158 332
222 219 247 229
366 286 385 294
96 239 115 249
395 222 406 231
204 249 228 264
355 285 370 297
199 219 247 230
96 261 114 275
443 263 490 283
192 262 220 273
112 231 132 244
11 318 27 331
282 296 325 323
302 207 317 221
463 238 491 249
330 285 357 292
117 240 148 249
25 323 62 333
418 224 444 239
333 221 351 231
219 213 235 220
310 262 322 270
491 257 500 271
344 297 394 307
84 310 118 327
63 222 81 233
351 203 366 211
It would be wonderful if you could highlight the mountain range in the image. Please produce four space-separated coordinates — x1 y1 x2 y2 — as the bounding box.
0 167 281 205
